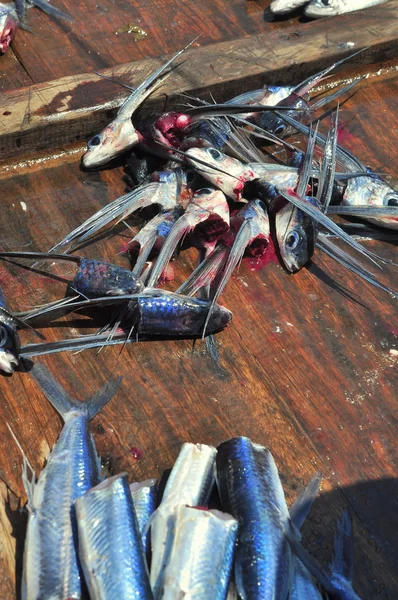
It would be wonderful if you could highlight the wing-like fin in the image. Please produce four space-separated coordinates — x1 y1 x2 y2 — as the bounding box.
278 189 393 267
289 472 322 531
309 79 362 113
30 0 74 21
49 182 161 253
274 111 367 173
177 245 229 297
293 48 367 96
117 37 199 119
316 234 397 296
330 510 354 583
146 213 198 287
317 109 338 212
6 424 36 511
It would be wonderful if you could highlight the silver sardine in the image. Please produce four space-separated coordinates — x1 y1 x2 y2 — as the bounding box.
19 363 122 600
130 478 158 557
161 505 238 600
76 473 153 599
150 442 217 598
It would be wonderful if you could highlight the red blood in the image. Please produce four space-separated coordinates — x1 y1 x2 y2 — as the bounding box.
3 111 11 116
159 263 175 283
130 447 143 460
119 241 133 255
247 239 278 271
240 379 248 387
176 114 190 129
190 505 209 511
337 122 354 146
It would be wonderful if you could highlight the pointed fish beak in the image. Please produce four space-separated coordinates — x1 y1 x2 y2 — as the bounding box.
0 351 19 374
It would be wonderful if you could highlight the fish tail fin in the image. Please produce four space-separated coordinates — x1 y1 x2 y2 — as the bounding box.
331 509 354 583
30 361 122 421
289 472 322 531
6 423 36 510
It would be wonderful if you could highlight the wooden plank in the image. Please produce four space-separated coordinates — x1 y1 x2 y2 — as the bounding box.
3 0 291 91
0 72 396 599
1 1 398 160
0 50 33 93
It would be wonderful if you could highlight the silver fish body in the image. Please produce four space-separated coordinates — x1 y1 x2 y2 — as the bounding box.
130 478 158 557
150 442 217 599
21 364 122 600
161 506 238 600
216 437 293 600
305 0 388 18
76 473 153 599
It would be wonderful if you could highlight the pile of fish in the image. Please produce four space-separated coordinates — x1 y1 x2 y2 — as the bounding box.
269 0 389 18
0 43 396 373
11 361 362 600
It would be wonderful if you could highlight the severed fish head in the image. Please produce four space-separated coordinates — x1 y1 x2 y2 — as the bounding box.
82 117 140 169
275 200 317 273
343 176 398 229
0 3 18 54
270 0 309 14
185 147 257 201
0 322 19 374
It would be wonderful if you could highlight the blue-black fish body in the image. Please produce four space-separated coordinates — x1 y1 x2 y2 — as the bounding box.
216 437 293 600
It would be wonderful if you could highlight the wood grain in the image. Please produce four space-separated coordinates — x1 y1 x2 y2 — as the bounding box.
1 1 398 160
0 67 396 599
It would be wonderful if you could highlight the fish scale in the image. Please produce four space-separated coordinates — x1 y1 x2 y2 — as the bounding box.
76 473 153 599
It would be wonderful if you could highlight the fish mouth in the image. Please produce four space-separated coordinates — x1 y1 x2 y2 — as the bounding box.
0 351 19 374
0 17 18 53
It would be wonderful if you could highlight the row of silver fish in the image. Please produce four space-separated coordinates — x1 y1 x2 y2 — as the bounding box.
11 365 363 599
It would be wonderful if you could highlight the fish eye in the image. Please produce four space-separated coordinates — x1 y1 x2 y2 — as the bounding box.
286 231 301 250
321 0 330 4
0 326 7 346
196 188 213 196
387 196 398 206
207 148 223 160
274 125 285 135
88 134 102 149
186 170 196 183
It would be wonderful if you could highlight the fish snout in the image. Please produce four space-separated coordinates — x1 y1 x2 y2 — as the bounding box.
208 304 233 332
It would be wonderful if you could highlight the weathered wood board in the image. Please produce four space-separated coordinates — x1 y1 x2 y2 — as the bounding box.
0 1 397 599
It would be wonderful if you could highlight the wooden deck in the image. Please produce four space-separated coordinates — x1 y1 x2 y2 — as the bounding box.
0 1 397 598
